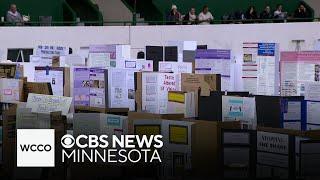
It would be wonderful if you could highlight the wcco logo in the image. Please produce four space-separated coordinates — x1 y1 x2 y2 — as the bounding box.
17 129 55 167
20 144 52 152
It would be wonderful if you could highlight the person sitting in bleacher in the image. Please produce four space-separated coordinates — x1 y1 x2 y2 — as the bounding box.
273 4 287 22
293 3 310 22
245 6 258 23
198 5 214 25
260 5 273 22
183 7 197 25
6 4 23 25
166 5 181 25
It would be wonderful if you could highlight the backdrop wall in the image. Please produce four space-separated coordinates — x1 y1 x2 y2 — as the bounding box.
1 22 320 89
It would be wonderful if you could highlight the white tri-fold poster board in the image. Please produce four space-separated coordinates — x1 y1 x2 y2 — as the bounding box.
242 43 279 95
141 72 180 114
73 67 136 110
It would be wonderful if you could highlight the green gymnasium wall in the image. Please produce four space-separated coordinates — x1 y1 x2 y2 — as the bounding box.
66 0 103 25
0 0 65 22
0 0 102 25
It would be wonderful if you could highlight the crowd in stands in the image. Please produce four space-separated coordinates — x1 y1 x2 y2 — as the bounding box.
2 3 313 26
167 3 312 25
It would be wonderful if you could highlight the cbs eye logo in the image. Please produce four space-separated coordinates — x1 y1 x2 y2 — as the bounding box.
61 134 75 149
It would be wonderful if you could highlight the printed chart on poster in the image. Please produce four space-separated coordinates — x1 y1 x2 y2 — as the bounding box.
242 43 279 95
280 51 320 100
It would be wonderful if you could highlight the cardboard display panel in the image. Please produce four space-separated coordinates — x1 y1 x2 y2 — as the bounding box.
0 63 23 78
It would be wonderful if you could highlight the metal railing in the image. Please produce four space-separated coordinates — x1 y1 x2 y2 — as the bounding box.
0 17 317 26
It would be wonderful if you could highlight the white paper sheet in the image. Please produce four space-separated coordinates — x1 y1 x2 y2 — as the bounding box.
26 93 72 115
283 101 301 120
107 69 135 111
306 101 320 125
88 53 111 67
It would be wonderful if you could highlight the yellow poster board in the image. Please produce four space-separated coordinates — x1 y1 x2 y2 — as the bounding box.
134 125 161 137
168 92 185 103
169 125 188 144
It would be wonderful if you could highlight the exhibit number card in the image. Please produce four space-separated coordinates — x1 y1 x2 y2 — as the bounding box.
195 49 232 91
242 43 279 95
222 96 257 129
280 51 320 98
26 93 72 115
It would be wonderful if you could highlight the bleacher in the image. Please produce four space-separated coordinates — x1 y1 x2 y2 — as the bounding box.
124 0 314 23
0 0 102 25
0 0 316 25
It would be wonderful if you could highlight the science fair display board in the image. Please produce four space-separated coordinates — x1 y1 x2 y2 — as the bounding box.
133 118 193 176
34 67 69 96
242 43 280 95
141 72 180 114
73 68 136 110
195 49 232 91
73 113 127 136
280 51 320 100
